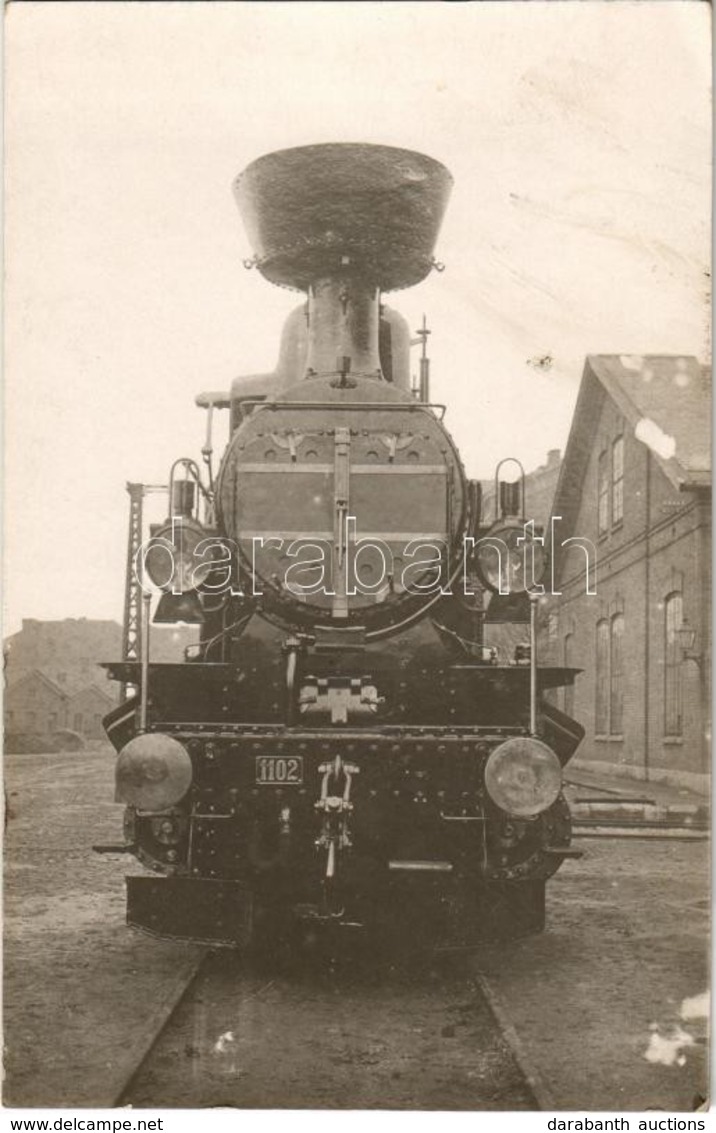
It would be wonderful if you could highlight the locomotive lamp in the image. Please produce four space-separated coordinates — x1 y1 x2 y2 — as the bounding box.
474 459 547 595
147 520 207 624
115 733 193 812
144 521 207 593
677 619 703 668
474 522 547 595
484 736 562 818
142 461 214 624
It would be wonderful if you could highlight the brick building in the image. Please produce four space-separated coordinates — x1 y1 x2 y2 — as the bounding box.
5 670 68 736
547 355 710 791
66 686 116 739
4 617 196 745
4 618 122 702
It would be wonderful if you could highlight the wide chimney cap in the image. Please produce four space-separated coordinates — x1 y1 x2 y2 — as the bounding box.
234 143 453 293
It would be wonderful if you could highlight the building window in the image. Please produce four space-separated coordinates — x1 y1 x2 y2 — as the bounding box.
609 614 624 734
563 633 574 717
612 436 624 526
597 614 625 736
598 451 609 535
596 620 609 734
664 592 683 737
73 713 83 733
48 713 58 732
27 711 36 729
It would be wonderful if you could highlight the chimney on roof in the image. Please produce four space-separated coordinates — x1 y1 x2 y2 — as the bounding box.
547 448 561 467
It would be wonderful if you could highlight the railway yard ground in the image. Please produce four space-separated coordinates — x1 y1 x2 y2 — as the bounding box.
3 749 709 1111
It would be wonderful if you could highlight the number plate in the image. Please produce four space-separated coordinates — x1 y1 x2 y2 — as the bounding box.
255 755 304 785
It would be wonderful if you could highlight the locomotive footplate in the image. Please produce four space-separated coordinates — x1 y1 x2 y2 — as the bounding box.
126 876 253 947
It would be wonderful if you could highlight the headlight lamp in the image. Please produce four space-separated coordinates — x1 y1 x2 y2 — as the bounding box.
116 733 193 811
143 518 212 594
484 737 561 818
474 520 546 595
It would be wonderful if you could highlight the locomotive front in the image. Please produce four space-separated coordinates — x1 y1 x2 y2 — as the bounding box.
101 144 583 947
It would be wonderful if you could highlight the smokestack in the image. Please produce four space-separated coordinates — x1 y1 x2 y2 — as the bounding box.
234 144 452 383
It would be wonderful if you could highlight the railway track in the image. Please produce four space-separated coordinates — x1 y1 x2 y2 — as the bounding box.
115 936 545 1110
104 802 706 1109
572 823 707 840
112 815 705 1109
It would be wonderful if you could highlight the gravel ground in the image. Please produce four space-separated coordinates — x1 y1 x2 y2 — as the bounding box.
4 751 204 1107
473 837 709 1110
3 750 709 1110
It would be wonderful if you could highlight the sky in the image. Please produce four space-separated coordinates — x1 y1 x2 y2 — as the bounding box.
4 0 711 634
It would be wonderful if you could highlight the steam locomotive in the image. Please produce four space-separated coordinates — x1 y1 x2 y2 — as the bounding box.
101 144 583 948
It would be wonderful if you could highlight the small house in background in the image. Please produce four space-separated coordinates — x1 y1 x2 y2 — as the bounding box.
3 617 198 703
3 617 198 749
3 618 123 702
547 354 710 792
4 670 68 737
66 685 116 740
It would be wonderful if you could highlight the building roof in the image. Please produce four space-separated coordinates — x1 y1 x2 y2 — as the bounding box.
550 355 711 565
587 355 710 488
5 668 68 701
66 683 116 708
6 617 122 641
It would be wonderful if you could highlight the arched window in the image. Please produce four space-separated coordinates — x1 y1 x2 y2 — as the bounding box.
610 614 624 734
664 593 683 737
563 633 574 717
612 436 624 526
596 620 609 734
597 452 609 535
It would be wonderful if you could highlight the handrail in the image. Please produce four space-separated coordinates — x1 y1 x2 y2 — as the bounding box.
238 399 448 421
